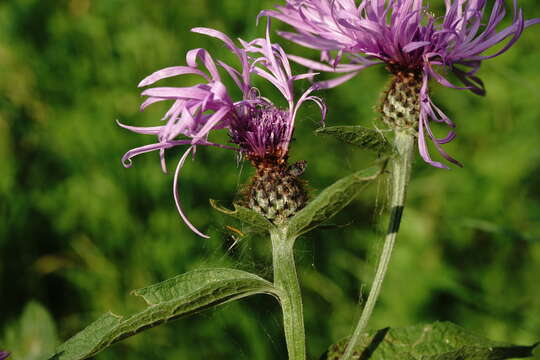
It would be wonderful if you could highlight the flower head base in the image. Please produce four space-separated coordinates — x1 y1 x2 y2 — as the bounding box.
231 103 310 222
262 0 540 168
380 68 422 133
245 160 308 223
119 20 325 236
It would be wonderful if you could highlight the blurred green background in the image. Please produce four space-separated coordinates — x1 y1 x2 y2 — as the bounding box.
1 0 540 359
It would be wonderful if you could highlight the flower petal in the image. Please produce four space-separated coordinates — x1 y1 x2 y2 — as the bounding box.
141 87 210 100
173 147 210 239
138 66 209 87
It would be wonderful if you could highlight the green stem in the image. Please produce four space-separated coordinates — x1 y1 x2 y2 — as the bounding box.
341 130 414 360
271 227 306 360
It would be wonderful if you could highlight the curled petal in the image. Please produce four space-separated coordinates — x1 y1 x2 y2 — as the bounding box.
418 71 462 167
452 66 486 95
186 48 221 81
418 117 450 170
127 20 328 236
435 130 457 145
120 140 193 168
292 84 327 125
423 119 463 167
173 147 210 239
260 0 539 170
426 65 472 91
192 27 240 56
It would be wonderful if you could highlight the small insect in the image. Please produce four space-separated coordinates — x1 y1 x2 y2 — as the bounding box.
288 160 307 177
225 225 245 238
224 225 245 253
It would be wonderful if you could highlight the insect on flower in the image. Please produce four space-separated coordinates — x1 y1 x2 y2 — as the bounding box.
119 20 326 237
261 0 540 168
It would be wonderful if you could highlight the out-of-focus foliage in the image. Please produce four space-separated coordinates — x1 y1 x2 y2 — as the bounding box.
2 302 57 360
0 0 539 359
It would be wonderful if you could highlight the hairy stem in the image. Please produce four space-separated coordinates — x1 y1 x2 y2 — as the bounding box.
341 130 414 360
271 228 306 360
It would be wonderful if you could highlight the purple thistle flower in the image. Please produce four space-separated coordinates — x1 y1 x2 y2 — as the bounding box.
229 106 291 160
119 20 325 237
261 0 540 168
0 351 10 360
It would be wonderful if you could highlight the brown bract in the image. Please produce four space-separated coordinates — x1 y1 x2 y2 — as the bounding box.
240 156 308 224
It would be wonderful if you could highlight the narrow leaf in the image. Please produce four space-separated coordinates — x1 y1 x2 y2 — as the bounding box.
51 313 121 360
132 268 274 304
315 126 393 155
210 199 274 231
321 322 538 360
50 269 278 360
287 162 386 238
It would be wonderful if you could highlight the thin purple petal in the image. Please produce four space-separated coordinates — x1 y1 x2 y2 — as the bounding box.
122 21 325 236
173 147 210 239
262 0 539 168
138 66 209 87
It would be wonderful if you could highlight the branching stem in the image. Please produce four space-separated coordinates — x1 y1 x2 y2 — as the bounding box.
341 130 415 360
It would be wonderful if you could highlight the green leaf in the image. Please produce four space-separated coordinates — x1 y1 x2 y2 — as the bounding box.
315 126 393 155
321 322 538 360
51 313 122 360
50 268 278 360
210 199 274 232
2 301 58 360
287 163 386 238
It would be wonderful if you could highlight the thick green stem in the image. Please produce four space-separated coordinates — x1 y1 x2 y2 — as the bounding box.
271 228 306 360
341 130 414 360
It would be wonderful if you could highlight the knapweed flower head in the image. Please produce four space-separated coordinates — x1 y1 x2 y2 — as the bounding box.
119 20 325 236
261 0 540 168
0 351 10 360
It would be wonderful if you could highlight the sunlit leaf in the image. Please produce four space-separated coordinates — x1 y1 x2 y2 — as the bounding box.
321 322 538 360
50 268 278 360
210 199 274 232
315 126 393 155
287 163 387 238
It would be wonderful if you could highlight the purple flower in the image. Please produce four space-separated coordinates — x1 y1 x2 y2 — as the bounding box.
0 351 10 360
119 20 325 237
261 0 540 168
